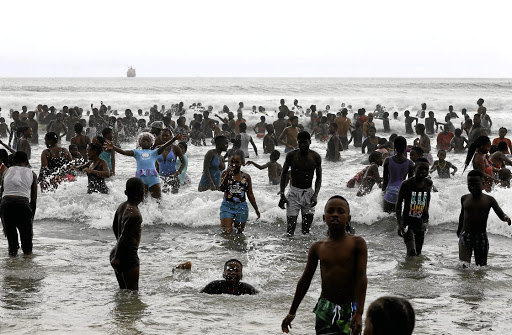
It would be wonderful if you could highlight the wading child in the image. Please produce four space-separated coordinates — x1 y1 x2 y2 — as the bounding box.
492 127 512 154
348 120 363 148
326 122 343 161
253 116 267 139
449 128 468 153
415 124 432 164
106 132 183 199
425 111 438 135
430 149 457 178
457 170 511 266
361 127 380 154
404 110 418 135
0 117 8 138
246 150 283 185
346 151 383 196
238 123 258 158
155 128 186 194
110 177 145 291
263 124 277 154
489 141 512 169
100 128 116 176
281 196 367 335
70 123 91 159
396 157 433 257
219 154 260 234
76 143 110 194
464 136 496 192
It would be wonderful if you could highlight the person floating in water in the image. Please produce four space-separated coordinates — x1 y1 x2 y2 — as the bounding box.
279 131 322 236
110 178 145 291
396 157 433 257
281 196 367 335
219 153 260 234
201 259 257 295
106 131 183 199
457 170 511 266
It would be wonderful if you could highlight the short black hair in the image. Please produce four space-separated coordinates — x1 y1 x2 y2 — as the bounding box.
13 151 28 164
415 157 429 165
498 141 508 151
126 177 145 199
325 195 350 212
224 259 243 268
297 130 311 142
102 127 113 137
410 146 424 155
468 169 484 178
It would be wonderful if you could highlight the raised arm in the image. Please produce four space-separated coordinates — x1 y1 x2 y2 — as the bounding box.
157 134 184 155
0 139 15 154
246 161 269 170
105 140 134 156
281 243 319 333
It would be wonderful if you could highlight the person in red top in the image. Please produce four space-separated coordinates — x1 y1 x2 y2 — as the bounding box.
436 125 454 150
492 127 512 154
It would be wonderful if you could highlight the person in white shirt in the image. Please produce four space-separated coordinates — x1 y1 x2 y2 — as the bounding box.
1 151 38 256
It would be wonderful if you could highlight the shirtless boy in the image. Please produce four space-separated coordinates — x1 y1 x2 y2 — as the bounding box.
246 150 283 185
280 131 322 235
335 108 351 150
281 196 367 335
110 177 145 291
279 116 299 153
457 170 511 266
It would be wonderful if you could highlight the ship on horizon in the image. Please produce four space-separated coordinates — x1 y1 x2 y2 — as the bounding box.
127 67 136 77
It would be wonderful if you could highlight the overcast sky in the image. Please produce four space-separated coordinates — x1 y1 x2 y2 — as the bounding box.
1 0 510 77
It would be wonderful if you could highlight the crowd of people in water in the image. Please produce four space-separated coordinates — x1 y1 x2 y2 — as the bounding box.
1 97 511 334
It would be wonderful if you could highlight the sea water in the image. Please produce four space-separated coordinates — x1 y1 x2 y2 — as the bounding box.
1 78 512 334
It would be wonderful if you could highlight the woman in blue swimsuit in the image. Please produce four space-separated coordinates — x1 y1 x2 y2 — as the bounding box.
198 135 229 192
106 131 183 199
155 129 186 194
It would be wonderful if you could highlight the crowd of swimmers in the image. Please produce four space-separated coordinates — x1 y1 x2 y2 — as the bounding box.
1 97 511 334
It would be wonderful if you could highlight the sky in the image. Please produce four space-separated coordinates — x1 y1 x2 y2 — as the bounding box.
1 0 511 77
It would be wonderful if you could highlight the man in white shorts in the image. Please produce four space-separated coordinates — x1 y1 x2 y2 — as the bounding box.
279 131 322 235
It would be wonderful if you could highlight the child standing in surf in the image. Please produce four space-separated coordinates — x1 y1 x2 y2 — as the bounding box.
219 153 260 234
106 132 183 199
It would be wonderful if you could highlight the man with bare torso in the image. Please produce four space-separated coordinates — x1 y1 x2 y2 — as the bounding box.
279 131 322 235
279 116 299 153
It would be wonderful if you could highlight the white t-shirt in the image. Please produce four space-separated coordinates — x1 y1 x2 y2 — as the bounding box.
2 166 34 199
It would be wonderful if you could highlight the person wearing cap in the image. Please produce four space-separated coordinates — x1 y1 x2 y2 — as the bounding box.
150 121 165 149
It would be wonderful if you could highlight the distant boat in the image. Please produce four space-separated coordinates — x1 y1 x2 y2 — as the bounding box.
127 67 136 77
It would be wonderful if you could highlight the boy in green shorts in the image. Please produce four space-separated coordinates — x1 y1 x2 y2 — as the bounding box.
282 196 367 335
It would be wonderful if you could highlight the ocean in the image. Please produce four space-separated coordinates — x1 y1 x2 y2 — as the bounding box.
1 77 512 334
